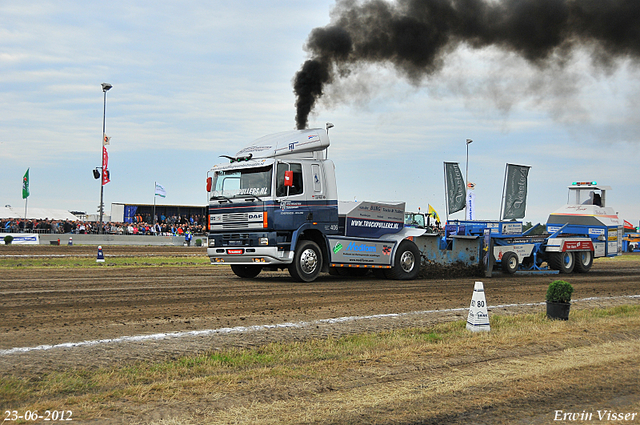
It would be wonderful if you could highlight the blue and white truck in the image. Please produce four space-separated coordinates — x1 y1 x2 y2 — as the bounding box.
206 125 424 282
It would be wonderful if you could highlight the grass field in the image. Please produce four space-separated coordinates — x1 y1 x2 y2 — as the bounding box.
2 305 640 424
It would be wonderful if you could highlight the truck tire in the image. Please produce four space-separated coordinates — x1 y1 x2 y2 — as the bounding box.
574 251 593 273
289 240 322 282
548 251 575 273
230 265 262 278
501 251 519 274
385 240 420 280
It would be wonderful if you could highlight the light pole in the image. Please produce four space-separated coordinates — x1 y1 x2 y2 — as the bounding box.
99 82 112 234
465 138 473 219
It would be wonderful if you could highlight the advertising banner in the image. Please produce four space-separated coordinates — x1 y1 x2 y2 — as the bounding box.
344 201 404 238
482 228 494 278
9 234 39 245
466 191 475 220
124 206 138 223
328 237 395 266
502 163 530 220
102 146 110 185
444 162 466 214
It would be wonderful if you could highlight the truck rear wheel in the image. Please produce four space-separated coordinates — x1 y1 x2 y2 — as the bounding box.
574 251 593 273
289 240 322 282
230 265 262 279
385 240 420 280
501 251 519 274
548 251 575 273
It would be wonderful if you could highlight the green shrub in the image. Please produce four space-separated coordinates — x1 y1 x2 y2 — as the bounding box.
546 280 573 303
195 239 202 247
4 235 13 245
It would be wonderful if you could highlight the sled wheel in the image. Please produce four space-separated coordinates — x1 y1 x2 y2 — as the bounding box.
549 251 575 273
574 251 593 273
501 251 519 274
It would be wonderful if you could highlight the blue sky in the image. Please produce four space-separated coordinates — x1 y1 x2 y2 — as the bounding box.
1 0 639 227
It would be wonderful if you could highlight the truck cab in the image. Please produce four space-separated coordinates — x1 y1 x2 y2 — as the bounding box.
404 212 426 229
207 127 340 280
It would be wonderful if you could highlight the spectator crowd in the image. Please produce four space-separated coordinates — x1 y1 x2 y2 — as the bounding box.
0 214 207 236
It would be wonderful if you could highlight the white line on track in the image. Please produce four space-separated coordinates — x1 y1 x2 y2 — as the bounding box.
1 294 639 357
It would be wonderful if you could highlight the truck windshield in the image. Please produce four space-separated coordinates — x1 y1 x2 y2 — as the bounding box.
211 165 272 200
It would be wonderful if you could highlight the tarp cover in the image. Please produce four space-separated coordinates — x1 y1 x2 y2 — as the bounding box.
0 206 80 220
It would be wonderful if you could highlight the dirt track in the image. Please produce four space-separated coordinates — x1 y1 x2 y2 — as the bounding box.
2 246 640 424
1 246 639 375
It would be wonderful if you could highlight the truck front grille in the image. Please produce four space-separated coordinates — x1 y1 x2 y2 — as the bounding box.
210 211 264 231
222 234 252 246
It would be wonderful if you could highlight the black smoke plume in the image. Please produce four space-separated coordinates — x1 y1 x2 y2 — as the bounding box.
294 0 640 130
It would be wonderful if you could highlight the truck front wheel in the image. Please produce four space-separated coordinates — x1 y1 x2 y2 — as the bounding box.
385 240 421 280
548 251 575 273
230 265 262 279
289 240 322 282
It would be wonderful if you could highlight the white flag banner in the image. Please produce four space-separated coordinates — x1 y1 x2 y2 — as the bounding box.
155 183 166 198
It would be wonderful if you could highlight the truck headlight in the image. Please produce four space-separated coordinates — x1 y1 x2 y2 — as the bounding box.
259 237 269 246
208 239 215 247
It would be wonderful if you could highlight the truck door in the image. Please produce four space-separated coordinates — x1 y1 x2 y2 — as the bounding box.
274 162 308 230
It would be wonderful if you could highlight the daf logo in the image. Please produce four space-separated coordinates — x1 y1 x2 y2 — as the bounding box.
248 213 262 220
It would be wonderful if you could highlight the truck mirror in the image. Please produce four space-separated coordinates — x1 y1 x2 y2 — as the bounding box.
206 177 212 192
284 170 293 187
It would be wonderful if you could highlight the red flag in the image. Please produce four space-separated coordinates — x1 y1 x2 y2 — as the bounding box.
102 146 110 185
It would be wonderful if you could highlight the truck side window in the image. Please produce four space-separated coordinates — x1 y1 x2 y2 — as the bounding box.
276 163 303 197
312 164 322 193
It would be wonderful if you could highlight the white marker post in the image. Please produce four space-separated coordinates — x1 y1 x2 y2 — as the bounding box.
466 281 490 332
96 245 105 263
